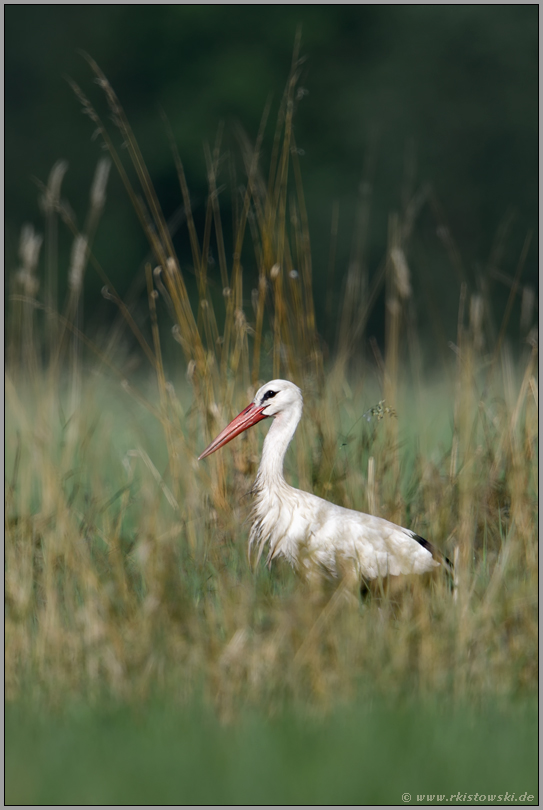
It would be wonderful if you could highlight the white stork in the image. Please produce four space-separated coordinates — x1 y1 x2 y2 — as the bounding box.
199 379 451 588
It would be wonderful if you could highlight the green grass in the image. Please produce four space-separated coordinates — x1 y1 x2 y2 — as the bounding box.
6 699 538 805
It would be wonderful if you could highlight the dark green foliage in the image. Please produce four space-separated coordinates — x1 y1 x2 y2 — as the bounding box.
5 6 537 344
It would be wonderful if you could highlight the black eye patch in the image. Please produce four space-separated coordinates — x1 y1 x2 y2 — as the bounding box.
261 390 277 402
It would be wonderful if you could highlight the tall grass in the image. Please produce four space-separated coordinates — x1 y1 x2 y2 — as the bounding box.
5 50 538 721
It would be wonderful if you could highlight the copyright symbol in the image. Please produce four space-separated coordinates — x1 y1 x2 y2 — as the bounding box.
402 794 411 803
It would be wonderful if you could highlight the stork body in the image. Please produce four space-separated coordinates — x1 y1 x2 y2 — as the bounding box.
199 380 445 585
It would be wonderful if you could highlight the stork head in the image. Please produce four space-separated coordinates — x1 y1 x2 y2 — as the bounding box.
253 379 303 418
198 379 303 460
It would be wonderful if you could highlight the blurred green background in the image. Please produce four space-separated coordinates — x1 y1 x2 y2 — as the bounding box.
5 5 538 351
6 699 538 804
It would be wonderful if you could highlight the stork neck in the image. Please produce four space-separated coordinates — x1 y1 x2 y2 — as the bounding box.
257 401 302 487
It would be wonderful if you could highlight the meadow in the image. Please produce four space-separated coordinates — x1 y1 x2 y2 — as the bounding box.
5 54 538 804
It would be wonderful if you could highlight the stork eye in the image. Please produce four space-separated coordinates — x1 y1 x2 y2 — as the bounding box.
262 390 277 402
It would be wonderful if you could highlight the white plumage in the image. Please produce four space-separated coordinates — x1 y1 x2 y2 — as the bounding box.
199 380 447 586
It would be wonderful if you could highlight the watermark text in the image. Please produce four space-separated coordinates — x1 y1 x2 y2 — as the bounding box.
401 792 535 803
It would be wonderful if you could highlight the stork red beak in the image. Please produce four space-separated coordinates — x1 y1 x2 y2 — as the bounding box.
198 401 269 460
